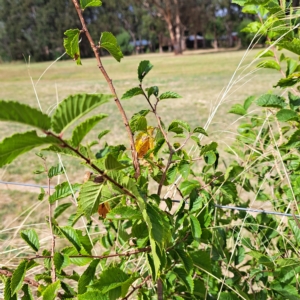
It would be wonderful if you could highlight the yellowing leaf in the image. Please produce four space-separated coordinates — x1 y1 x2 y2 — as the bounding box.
135 127 155 158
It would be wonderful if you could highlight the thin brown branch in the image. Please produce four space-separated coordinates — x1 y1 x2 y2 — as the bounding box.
0 268 39 288
122 275 151 300
28 247 151 261
157 278 163 300
71 0 140 178
45 132 138 200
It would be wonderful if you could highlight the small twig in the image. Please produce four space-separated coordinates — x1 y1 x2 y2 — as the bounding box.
71 0 140 178
45 132 138 200
157 278 163 300
122 275 151 300
0 268 39 287
28 247 151 261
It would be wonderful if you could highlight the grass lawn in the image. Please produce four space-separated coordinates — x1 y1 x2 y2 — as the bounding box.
0 49 282 253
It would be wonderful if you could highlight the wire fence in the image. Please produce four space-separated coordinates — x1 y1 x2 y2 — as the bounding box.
1 180 299 219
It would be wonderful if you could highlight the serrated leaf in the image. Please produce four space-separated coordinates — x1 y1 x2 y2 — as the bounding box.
48 164 64 178
78 180 102 217
278 38 300 55
173 267 194 293
256 94 286 108
219 292 240 300
59 226 81 252
285 130 300 148
276 109 298 122
255 49 274 58
274 72 300 88
22 284 33 300
11 260 28 296
193 126 208 136
191 251 211 272
78 291 109 300
51 94 110 134
180 180 200 196
78 259 100 294
289 219 300 246
49 182 81 204
43 143 89 159
105 153 126 170
54 252 70 273
106 206 142 220
135 116 147 132
100 32 123 62
42 280 60 300
257 60 281 71
229 104 247 116
146 86 159 98
138 60 153 82
4 278 17 300
168 120 190 133
80 0 102 9
98 129 110 140
204 151 217 165
190 215 202 242
71 114 107 147
159 91 182 100
64 29 81 65
175 249 193 274
178 160 190 180
54 203 72 219
0 131 58 168
0 100 51 130
20 229 40 252
129 109 150 132
121 87 144 100
241 21 262 33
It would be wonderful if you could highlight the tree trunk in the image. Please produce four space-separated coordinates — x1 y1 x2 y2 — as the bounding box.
194 33 197 49
173 0 182 54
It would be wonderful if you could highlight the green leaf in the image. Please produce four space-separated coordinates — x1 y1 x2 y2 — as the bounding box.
204 151 217 165
71 114 107 147
43 143 89 159
278 38 300 55
11 260 28 296
100 32 123 62
175 249 193 274
256 94 286 108
51 93 110 134
78 180 102 217
105 154 126 170
146 86 159 98
286 58 299 77
59 226 82 252
257 60 281 71
80 0 102 9
0 131 58 168
49 182 81 204
180 180 200 197
193 126 208 136
219 292 240 300
54 203 72 219
191 251 211 272
21 284 34 300
274 72 300 88
285 130 300 148
4 278 17 300
289 92 300 111
20 229 40 252
78 291 109 300
168 120 190 133
106 206 142 220
78 259 100 294
138 60 153 82
64 29 81 65
255 49 274 58
241 21 262 34
121 87 144 100
276 109 298 122
231 0 246 5
48 164 64 178
289 219 300 246
229 104 247 116
159 91 182 100
135 116 147 132
42 280 60 300
0 101 51 130
38 188 45 201
244 95 256 110
53 252 69 273
178 160 190 180
173 267 194 293
98 129 110 140
190 215 202 243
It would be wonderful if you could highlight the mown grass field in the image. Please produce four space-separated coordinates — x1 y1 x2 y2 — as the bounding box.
0 49 282 262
